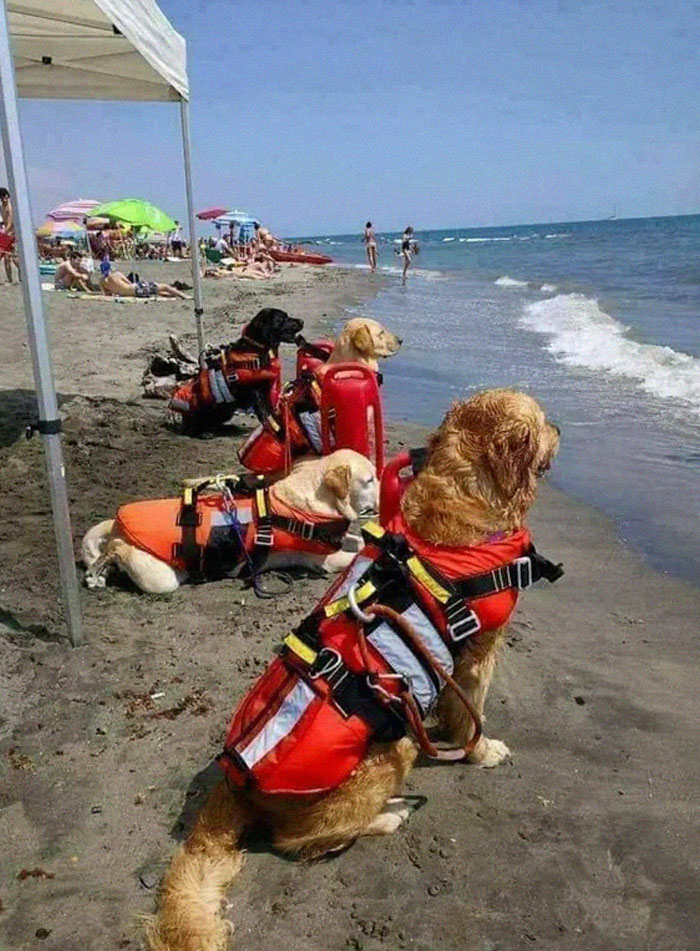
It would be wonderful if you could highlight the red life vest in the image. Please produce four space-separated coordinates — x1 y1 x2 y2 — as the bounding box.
169 341 282 425
115 482 349 580
238 372 324 474
219 514 563 795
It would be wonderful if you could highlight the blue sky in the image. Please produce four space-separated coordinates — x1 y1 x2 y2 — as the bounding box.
11 0 700 235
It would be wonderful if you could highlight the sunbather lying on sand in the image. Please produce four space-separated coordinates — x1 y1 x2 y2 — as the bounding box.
55 251 94 293
99 258 186 299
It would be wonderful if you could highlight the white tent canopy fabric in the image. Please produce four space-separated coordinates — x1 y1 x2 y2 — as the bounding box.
0 0 203 644
8 0 188 101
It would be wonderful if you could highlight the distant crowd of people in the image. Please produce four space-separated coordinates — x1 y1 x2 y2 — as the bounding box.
200 221 282 280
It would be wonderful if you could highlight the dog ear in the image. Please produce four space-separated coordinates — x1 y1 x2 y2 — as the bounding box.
487 419 537 497
350 323 376 358
323 463 351 499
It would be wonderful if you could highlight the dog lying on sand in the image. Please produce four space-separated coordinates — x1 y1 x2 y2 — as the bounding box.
82 449 378 594
143 389 561 951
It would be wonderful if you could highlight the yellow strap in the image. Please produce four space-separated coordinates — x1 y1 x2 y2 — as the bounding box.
407 556 450 603
324 579 376 618
267 414 281 433
362 520 385 540
183 486 193 506
283 633 317 665
256 488 268 518
311 379 322 399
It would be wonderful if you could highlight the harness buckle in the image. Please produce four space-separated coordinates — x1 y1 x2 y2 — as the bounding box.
513 556 533 590
299 521 315 541
255 523 273 547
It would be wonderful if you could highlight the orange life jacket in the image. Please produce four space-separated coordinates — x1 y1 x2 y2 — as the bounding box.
219 514 563 795
115 482 349 581
169 340 282 425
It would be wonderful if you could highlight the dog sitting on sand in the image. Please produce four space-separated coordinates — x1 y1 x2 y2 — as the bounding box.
143 389 561 951
82 449 378 595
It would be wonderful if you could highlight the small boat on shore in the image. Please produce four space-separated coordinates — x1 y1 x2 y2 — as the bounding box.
270 247 333 265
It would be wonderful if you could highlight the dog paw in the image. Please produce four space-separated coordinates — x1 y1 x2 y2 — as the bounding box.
469 737 511 768
84 572 106 590
372 811 406 834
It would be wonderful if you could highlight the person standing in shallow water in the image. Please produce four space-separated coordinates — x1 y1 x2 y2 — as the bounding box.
401 225 414 285
364 221 378 272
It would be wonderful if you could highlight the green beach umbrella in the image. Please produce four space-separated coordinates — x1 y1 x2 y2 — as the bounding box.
91 199 176 234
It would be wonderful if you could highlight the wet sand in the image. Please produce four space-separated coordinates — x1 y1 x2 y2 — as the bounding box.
0 262 698 951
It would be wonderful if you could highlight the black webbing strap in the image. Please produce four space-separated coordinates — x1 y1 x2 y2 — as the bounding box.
268 513 349 547
175 490 204 578
451 546 564 601
25 419 62 439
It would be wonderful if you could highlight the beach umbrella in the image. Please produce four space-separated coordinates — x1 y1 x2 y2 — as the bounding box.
47 199 101 222
197 206 229 220
213 209 258 226
36 219 85 238
92 198 177 234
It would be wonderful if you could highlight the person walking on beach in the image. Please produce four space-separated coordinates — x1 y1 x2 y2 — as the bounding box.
170 221 184 258
0 186 18 283
401 225 415 285
364 221 378 272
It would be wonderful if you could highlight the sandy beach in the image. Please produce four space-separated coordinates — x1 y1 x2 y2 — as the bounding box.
1 262 699 951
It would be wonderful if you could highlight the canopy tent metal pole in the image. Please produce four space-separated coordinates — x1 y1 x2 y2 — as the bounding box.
179 99 205 357
0 1 84 646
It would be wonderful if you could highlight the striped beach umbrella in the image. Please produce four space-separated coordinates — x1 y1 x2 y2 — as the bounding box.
47 199 101 222
36 219 85 238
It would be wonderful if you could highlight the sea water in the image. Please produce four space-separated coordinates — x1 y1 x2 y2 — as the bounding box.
300 216 700 583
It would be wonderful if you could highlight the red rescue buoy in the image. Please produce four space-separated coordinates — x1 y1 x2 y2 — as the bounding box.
296 338 335 378
379 447 429 526
320 362 385 474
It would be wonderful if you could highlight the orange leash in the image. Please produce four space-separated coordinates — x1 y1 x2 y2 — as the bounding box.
355 602 483 761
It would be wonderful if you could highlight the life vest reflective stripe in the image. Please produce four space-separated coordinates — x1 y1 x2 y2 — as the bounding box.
220 515 563 795
114 485 349 578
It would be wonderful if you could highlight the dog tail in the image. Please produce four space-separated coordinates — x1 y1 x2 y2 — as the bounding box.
144 780 249 951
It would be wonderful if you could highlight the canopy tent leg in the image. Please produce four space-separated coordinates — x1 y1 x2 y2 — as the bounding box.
0 3 84 646
179 99 205 359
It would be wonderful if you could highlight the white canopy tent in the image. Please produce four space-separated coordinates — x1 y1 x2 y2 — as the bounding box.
0 0 206 645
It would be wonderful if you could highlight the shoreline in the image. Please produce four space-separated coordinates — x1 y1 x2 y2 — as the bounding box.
1 262 699 950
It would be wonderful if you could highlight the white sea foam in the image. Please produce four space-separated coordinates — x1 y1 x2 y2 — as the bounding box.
540 283 558 293
495 275 529 287
465 236 514 243
522 294 700 414
545 232 571 239
442 236 455 242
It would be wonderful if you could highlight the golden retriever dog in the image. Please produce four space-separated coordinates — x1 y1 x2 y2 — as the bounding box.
323 317 402 372
82 449 378 595
143 389 560 951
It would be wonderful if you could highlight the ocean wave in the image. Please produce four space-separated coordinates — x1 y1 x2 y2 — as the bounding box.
464 236 514 243
522 294 700 414
442 236 456 242
545 232 571 239
540 283 558 293
495 275 529 287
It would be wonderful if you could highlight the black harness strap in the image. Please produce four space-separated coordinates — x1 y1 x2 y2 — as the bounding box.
175 488 204 579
